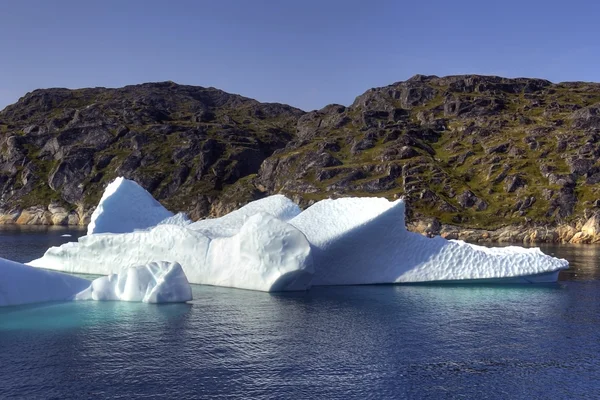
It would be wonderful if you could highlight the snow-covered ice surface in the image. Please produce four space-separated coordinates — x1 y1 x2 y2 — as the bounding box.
29 178 568 292
87 177 173 235
158 212 192 227
0 257 91 307
75 261 192 303
289 198 568 285
30 213 314 292
188 195 301 238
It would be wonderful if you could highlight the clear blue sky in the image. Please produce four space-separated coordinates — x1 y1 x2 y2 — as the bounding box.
1 0 599 111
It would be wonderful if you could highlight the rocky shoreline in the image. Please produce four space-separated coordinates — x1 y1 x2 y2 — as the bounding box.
409 213 600 244
4 202 600 245
0 204 92 227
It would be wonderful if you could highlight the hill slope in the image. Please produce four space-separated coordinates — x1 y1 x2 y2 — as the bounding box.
0 82 302 222
259 75 600 230
2 76 600 238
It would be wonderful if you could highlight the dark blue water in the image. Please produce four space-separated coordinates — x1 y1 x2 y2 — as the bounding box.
1 228 599 399
0 225 86 264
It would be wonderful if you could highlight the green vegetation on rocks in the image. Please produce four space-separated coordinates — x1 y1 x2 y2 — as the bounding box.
1 76 600 232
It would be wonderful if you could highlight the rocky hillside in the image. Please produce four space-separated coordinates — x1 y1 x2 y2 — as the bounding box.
0 82 302 223
2 75 600 237
259 75 600 230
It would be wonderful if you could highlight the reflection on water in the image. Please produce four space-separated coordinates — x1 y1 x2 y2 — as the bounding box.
489 242 600 281
537 243 600 281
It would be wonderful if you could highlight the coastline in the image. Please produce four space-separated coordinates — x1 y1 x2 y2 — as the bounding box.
409 216 600 244
0 205 92 227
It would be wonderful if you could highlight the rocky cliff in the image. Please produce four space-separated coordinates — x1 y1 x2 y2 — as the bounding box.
2 76 600 242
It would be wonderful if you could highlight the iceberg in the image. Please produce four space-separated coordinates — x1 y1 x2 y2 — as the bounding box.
28 178 568 292
75 261 192 303
0 257 91 307
188 194 301 237
289 198 568 285
0 258 193 307
29 213 314 292
157 212 192 227
87 177 173 235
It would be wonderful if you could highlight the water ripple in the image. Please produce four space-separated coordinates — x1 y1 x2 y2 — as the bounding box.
1 283 599 399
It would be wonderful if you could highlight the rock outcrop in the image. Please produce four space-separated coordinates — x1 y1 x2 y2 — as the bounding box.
409 213 600 244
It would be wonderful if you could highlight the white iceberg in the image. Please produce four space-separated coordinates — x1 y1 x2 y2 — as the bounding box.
157 212 192 227
188 194 301 237
28 178 568 292
0 257 91 307
87 177 173 235
0 258 193 307
75 261 192 303
289 198 568 285
30 213 314 292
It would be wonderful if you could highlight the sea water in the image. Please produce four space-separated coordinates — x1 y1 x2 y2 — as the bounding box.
0 228 599 399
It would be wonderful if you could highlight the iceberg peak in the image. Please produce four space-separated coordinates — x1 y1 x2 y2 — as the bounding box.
87 177 173 235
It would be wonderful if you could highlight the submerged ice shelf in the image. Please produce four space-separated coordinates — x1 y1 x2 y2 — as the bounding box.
26 177 569 293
